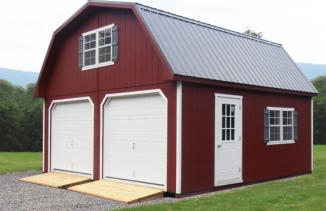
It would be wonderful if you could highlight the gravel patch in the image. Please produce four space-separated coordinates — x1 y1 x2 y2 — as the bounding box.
0 171 126 211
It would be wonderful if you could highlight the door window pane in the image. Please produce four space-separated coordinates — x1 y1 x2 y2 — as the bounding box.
221 103 236 142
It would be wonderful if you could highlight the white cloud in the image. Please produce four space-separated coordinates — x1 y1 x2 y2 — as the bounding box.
0 0 325 72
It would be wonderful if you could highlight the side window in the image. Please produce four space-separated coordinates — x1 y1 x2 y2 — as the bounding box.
79 24 118 70
264 107 297 145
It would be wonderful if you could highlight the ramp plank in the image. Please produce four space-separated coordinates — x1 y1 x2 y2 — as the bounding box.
19 172 92 189
69 180 163 204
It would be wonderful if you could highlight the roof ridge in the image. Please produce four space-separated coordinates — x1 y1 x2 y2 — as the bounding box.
135 2 282 47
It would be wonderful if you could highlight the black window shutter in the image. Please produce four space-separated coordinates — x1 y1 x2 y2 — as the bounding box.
264 109 270 143
112 25 118 61
294 110 298 141
79 36 84 68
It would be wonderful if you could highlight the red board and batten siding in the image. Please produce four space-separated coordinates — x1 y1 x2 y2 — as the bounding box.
41 8 177 193
181 82 312 194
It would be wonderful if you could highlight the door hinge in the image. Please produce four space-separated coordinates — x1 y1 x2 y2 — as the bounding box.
239 167 241 172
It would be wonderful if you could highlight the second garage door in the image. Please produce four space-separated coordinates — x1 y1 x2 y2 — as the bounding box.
102 93 167 186
51 99 93 177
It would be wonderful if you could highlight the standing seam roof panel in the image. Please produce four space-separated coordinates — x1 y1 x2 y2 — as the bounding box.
137 5 317 93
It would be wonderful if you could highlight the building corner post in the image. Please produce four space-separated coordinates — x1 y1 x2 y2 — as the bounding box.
176 81 182 194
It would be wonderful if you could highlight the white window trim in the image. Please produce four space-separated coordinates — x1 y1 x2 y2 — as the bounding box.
82 24 115 71
267 107 295 145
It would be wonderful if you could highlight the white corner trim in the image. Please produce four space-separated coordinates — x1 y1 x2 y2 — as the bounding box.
48 96 95 179
99 89 168 191
176 82 182 194
311 98 314 171
42 101 45 172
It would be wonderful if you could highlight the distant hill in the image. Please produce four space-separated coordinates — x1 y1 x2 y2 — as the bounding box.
297 63 326 80
0 63 325 87
0 68 39 87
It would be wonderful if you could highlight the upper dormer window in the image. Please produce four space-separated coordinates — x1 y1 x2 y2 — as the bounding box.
79 24 118 70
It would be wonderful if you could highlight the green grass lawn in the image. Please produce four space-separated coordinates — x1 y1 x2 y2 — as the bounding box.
125 145 326 211
0 152 42 174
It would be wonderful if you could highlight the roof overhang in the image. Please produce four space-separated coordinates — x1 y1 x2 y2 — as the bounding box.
174 74 317 97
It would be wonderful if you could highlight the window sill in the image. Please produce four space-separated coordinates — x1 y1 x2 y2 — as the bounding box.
82 61 114 71
267 140 295 145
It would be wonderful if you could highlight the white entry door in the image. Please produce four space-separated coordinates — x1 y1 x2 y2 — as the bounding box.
215 94 243 186
50 99 93 177
102 93 167 186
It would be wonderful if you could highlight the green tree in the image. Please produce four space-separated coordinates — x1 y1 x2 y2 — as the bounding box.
244 28 263 39
0 80 42 151
312 76 326 144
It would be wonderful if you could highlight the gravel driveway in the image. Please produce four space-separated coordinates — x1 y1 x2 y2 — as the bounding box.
0 171 178 211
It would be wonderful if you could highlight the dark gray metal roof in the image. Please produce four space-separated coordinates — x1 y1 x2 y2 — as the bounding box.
136 4 317 93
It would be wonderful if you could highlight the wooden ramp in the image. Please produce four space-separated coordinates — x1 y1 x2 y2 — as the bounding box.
69 180 164 204
19 172 92 189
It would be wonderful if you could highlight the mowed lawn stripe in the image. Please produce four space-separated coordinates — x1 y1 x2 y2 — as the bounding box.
123 145 326 211
0 152 42 174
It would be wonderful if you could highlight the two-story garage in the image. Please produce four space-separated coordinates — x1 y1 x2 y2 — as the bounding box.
34 0 317 196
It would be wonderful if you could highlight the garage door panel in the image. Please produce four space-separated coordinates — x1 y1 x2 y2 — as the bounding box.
103 93 167 186
104 142 133 154
51 100 93 176
107 118 165 131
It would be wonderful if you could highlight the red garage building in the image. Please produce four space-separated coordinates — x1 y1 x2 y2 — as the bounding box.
34 1 317 196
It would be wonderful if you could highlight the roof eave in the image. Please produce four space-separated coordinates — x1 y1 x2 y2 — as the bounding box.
174 74 318 97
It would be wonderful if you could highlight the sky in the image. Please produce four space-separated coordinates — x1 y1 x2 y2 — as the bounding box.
0 0 325 72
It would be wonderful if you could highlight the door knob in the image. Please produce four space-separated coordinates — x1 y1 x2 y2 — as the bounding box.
217 145 222 148
132 142 136 150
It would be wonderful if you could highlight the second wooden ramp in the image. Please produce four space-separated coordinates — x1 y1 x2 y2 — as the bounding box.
68 180 163 204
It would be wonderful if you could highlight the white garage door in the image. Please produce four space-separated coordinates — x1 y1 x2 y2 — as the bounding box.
51 99 93 176
103 93 167 186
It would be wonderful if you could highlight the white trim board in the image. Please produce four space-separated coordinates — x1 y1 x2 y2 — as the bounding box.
215 93 243 100
48 96 95 179
311 98 314 171
42 101 45 172
215 178 243 187
176 82 182 194
99 89 168 191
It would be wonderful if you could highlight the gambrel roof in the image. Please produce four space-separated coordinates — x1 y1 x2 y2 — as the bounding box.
35 0 317 96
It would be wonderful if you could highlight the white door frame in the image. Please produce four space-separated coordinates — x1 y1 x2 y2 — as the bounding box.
214 93 243 186
100 89 168 191
48 96 94 179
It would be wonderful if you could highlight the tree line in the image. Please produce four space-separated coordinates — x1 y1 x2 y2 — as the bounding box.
0 80 42 151
0 76 325 151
